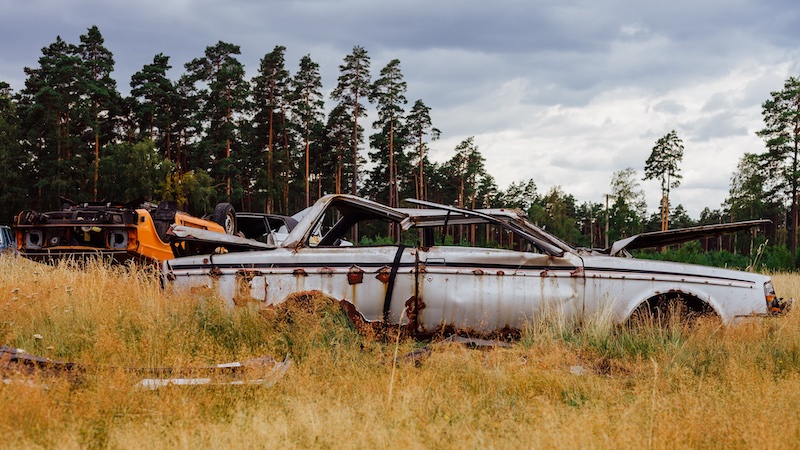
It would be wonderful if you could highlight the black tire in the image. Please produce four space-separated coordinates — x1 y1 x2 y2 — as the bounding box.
211 203 237 235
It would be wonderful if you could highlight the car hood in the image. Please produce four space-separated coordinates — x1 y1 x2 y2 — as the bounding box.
581 252 770 284
607 219 771 256
168 225 276 251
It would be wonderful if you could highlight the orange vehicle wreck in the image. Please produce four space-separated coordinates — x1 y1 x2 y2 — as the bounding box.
13 198 237 263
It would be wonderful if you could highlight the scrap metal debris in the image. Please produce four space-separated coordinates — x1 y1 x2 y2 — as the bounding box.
440 335 514 348
399 334 514 366
135 355 292 390
0 345 290 389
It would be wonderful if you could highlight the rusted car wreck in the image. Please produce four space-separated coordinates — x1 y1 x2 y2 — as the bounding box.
13 198 302 263
162 195 790 336
14 199 240 263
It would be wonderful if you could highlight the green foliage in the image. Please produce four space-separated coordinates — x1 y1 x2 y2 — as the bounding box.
291 54 326 209
644 130 684 192
366 59 409 207
496 179 537 211
607 168 646 242
330 45 371 197
129 53 179 163
0 82 27 223
156 169 216 216
358 234 395 246
757 76 800 259
97 140 169 201
630 236 797 272
529 186 582 246
405 99 440 200
185 41 250 204
762 245 795 271
434 137 488 210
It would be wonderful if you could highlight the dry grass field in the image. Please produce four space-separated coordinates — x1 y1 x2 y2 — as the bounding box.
2 254 800 449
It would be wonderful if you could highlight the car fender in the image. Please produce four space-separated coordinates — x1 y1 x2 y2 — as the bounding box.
616 283 721 322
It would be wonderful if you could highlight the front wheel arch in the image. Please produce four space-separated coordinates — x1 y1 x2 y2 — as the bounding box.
627 291 719 326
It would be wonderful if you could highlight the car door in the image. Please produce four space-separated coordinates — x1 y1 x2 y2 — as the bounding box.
228 245 418 324
303 245 417 323
414 246 585 334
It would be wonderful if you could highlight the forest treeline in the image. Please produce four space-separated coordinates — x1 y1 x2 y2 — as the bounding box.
2 26 800 269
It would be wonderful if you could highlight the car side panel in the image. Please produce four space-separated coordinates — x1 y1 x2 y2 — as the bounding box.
165 246 418 321
416 247 585 333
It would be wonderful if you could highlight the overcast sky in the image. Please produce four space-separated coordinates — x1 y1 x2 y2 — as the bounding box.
2 0 800 217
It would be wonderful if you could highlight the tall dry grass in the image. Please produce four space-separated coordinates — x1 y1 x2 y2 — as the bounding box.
2 254 800 449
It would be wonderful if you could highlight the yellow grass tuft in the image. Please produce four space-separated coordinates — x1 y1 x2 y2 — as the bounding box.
2 253 800 448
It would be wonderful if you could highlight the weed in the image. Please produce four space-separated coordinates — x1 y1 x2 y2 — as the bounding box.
3 254 800 448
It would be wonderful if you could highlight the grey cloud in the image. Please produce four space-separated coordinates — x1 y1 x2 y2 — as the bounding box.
701 93 730 113
653 99 686 114
680 112 749 141
3 0 800 219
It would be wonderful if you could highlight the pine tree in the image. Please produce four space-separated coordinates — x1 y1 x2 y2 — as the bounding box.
185 41 249 203
251 46 291 213
367 59 407 207
323 103 361 195
331 46 371 197
130 53 178 162
78 25 120 200
406 99 440 200
290 54 324 208
644 130 684 231
448 137 486 208
173 74 202 174
18 36 84 207
757 76 800 260
0 81 29 222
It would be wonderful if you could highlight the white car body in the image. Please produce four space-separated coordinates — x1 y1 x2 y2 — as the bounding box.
163 195 787 335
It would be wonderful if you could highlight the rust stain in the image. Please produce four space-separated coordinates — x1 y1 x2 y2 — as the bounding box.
496 270 505 276
376 266 391 284
293 268 307 277
208 266 223 278
236 269 263 281
347 265 364 285
338 299 385 339
404 295 426 334
570 266 584 277
233 269 261 306
472 268 484 275
412 323 520 341
319 267 334 276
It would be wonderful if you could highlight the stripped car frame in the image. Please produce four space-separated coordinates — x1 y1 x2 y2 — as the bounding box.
163 194 790 336
14 199 238 263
